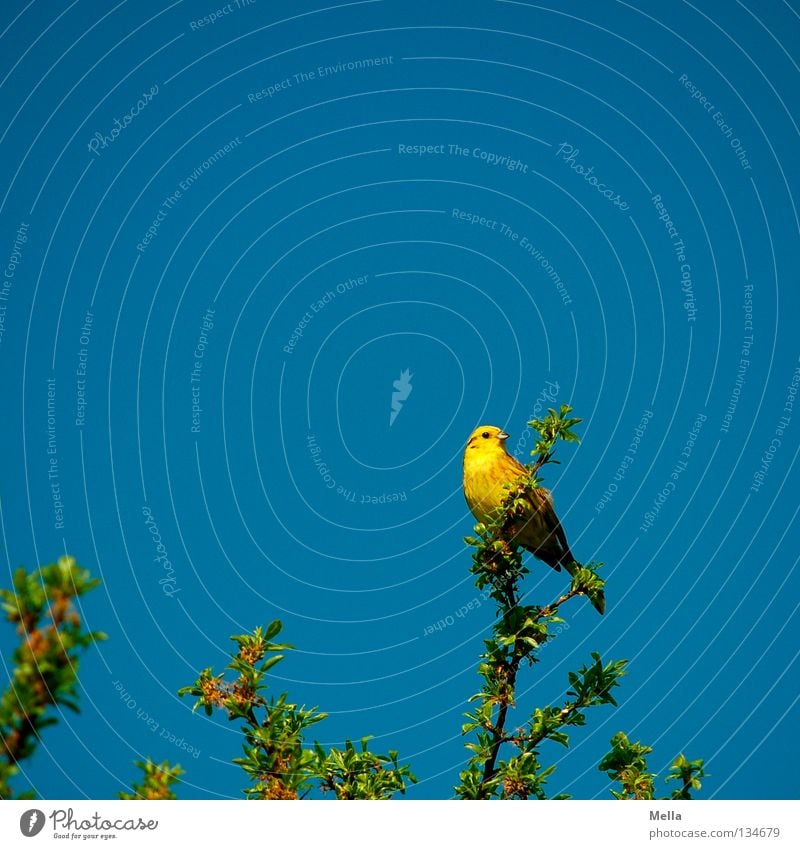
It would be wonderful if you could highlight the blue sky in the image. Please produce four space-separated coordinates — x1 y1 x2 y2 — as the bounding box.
1 0 798 800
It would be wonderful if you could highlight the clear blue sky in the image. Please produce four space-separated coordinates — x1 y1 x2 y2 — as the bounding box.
1 0 798 800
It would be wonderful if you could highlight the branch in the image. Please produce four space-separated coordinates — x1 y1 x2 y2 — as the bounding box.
119 759 183 800
478 587 586 795
0 556 105 800
180 621 416 799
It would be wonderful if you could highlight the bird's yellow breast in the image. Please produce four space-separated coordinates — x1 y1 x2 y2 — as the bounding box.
462 444 551 546
463 446 518 525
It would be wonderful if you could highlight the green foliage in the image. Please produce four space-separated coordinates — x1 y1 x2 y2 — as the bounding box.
119 758 184 800
530 404 584 462
598 732 708 800
598 731 657 799
179 620 416 799
666 753 708 800
0 556 106 799
1 557 181 801
314 738 415 800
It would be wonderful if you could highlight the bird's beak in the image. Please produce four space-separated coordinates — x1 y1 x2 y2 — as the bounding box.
498 431 510 440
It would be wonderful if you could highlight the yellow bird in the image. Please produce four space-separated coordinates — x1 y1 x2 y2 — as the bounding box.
462 425 604 614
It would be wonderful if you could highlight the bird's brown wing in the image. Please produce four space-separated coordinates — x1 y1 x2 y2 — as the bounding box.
553 516 576 572
521 486 605 616
512 486 572 572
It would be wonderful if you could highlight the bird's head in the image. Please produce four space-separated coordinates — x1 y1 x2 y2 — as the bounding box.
465 425 511 457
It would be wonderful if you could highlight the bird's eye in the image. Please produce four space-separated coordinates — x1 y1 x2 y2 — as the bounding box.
482 431 490 439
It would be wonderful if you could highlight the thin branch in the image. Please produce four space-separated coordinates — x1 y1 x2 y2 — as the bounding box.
477 587 584 797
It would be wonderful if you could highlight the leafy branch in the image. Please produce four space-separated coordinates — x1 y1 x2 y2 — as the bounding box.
119 758 184 800
179 620 416 799
1 556 182 800
0 556 106 799
598 732 708 799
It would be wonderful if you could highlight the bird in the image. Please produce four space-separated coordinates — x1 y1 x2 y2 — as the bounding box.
462 424 604 614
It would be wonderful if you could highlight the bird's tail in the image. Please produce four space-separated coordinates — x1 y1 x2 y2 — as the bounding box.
562 559 605 615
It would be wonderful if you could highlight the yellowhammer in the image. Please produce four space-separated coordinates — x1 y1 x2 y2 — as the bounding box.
462 425 604 614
